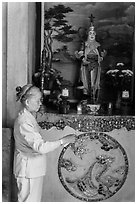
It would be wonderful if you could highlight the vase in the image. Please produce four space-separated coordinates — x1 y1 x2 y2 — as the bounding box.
115 91 121 110
59 100 70 114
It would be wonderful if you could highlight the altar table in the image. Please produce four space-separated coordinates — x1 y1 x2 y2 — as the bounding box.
36 113 135 202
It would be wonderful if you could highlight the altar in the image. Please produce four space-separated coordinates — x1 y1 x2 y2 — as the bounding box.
36 113 135 202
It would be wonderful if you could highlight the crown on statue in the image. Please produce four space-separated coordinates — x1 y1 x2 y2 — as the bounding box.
88 22 96 36
88 14 96 36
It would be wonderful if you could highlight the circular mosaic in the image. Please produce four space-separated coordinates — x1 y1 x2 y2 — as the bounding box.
58 132 129 202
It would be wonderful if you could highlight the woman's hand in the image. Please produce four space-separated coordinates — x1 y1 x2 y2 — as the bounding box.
61 134 75 145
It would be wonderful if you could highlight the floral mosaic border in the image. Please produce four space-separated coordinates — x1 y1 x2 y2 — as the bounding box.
38 114 135 132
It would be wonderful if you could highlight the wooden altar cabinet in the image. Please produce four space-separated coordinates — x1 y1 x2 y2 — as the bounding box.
37 113 135 202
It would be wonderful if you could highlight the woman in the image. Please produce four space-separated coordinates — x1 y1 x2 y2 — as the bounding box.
14 84 75 201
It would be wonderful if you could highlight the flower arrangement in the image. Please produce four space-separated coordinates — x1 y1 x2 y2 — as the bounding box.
106 62 133 90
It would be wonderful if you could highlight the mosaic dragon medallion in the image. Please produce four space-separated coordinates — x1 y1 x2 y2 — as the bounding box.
58 132 128 202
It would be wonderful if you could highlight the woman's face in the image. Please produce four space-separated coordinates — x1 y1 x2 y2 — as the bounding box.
88 31 96 41
26 91 42 113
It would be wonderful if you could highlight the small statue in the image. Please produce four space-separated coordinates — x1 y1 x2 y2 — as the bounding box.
75 15 106 103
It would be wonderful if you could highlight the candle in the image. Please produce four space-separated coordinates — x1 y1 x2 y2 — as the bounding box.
62 88 69 97
77 104 82 114
122 90 129 98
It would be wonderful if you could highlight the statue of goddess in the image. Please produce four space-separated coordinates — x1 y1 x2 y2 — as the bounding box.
75 16 106 103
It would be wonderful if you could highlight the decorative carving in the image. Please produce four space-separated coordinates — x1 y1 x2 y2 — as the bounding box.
38 115 135 132
58 132 128 201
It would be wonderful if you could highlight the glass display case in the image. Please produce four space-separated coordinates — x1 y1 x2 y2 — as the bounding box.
33 2 135 116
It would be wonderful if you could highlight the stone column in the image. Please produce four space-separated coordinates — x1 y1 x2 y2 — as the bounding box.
3 2 36 127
